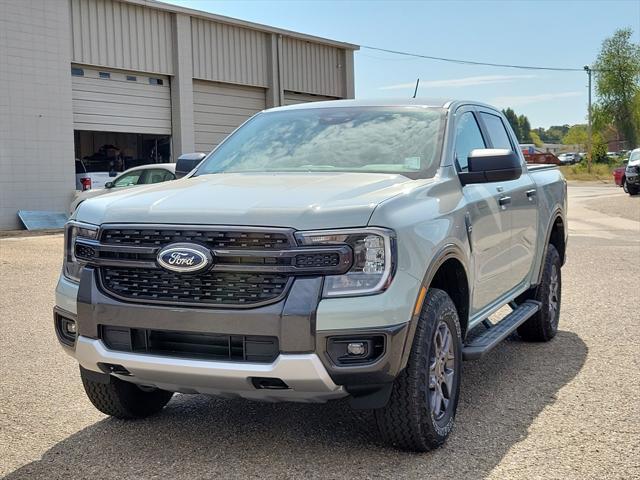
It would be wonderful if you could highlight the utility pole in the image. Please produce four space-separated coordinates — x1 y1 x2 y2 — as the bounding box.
584 65 592 173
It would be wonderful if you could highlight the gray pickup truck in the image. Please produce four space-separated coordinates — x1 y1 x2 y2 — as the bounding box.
55 99 567 452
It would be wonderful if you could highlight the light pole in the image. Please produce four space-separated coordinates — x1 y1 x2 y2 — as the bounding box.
584 65 592 173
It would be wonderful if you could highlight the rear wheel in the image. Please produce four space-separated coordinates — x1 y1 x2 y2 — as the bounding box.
81 367 173 419
375 288 462 452
517 244 561 342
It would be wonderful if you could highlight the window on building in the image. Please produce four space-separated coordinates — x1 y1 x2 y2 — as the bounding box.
149 78 163 85
71 67 84 77
99 72 111 79
126 75 137 82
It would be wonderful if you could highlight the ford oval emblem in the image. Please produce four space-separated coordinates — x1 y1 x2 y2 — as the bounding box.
157 243 212 273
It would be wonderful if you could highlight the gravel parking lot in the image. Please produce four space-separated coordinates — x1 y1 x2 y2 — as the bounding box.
1 183 638 480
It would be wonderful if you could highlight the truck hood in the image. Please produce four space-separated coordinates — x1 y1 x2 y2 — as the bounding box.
75 172 416 230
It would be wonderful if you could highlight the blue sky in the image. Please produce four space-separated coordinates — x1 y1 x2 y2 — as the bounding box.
165 0 639 128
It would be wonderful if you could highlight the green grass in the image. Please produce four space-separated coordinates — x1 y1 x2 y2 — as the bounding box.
559 162 620 182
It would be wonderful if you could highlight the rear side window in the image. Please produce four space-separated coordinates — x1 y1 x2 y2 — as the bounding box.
139 169 175 184
480 113 514 150
454 112 486 171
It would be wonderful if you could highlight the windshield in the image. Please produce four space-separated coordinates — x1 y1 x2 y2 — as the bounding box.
195 107 446 178
629 150 640 162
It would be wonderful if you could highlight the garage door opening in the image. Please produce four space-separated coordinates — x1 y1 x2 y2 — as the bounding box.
74 131 171 190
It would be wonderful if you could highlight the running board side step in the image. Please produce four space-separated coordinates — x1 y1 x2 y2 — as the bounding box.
462 300 541 360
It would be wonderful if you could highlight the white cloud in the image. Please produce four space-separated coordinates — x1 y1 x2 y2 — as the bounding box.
491 91 582 107
379 74 537 90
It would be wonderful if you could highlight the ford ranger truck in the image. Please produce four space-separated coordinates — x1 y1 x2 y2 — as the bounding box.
54 99 567 452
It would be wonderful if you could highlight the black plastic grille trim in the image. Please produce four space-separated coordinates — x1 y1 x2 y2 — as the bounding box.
101 228 292 249
100 325 279 363
99 267 291 308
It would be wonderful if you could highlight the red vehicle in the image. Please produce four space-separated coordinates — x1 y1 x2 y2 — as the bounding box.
613 163 627 188
520 146 561 165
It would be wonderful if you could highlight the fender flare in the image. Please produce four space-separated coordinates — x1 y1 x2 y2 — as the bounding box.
398 243 470 371
535 208 566 285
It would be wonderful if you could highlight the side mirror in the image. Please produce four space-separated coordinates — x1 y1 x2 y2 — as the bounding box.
104 181 114 189
175 153 207 179
459 149 522 185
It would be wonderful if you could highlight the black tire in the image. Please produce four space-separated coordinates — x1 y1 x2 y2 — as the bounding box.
622 178 628 193
81 368 173 419
375 288 462 452
517 244 561 342
626 181 639 196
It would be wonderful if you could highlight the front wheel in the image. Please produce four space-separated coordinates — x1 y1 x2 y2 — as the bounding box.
626 180 639 196
81 367 173 419
623 179 628 193
375 288 462 452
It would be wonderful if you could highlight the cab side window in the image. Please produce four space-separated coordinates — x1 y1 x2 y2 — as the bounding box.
480 112 514 150
454 112 486 171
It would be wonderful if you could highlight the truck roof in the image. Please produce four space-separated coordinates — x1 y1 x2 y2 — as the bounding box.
267 98 501 112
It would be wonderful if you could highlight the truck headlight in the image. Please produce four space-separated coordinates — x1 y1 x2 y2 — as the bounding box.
296 228 396 297
63 221 99 282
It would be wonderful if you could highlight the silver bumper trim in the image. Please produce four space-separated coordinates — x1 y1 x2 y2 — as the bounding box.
74 336 346 403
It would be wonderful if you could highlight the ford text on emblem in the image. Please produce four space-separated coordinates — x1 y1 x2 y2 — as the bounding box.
157 243 213 273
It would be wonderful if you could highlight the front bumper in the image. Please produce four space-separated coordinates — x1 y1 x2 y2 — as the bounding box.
55 266 417 403
626 171 640 185
74 336 345 402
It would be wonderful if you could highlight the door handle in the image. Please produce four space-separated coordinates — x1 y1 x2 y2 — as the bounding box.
526 189 537 200
498 196 511 207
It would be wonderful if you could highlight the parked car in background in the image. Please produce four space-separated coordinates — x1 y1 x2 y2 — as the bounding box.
75 158 112 191
558 152 579 165
613 162 627 188
70 163 176 214
623 148 640 195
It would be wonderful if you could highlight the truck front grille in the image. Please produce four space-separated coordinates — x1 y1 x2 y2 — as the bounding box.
99 267 290 307
101 228 291 249
100 325 279 363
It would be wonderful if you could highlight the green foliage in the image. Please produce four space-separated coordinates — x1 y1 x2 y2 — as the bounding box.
562 124 588 148
530 131 544 147
502 108 521 140
592 133 609 163
592 28 640 148
518 115 532 143
531 125 570 143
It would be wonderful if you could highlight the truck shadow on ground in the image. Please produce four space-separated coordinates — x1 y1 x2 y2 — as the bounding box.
6 331 587 480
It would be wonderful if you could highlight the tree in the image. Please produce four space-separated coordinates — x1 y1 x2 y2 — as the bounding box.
563 124 588 150
502 108 521 141
592 133 609 163
593 28 640 148
518 115 532 143
530 131 544 148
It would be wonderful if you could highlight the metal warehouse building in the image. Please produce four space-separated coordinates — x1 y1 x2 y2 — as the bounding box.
0 0 358 229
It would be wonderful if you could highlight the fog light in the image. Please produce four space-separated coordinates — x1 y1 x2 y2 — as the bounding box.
65 320 77 334
347 342 366 356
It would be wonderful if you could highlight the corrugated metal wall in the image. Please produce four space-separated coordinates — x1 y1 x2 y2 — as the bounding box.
70 0 174 75
191 18 269 87
193 80 266 152
283 92 338 105
281 37 345 98
72 66 171 135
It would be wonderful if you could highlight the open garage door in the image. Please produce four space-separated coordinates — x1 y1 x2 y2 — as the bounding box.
283 91 338 106
71 66 171 135
193 80 266 152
